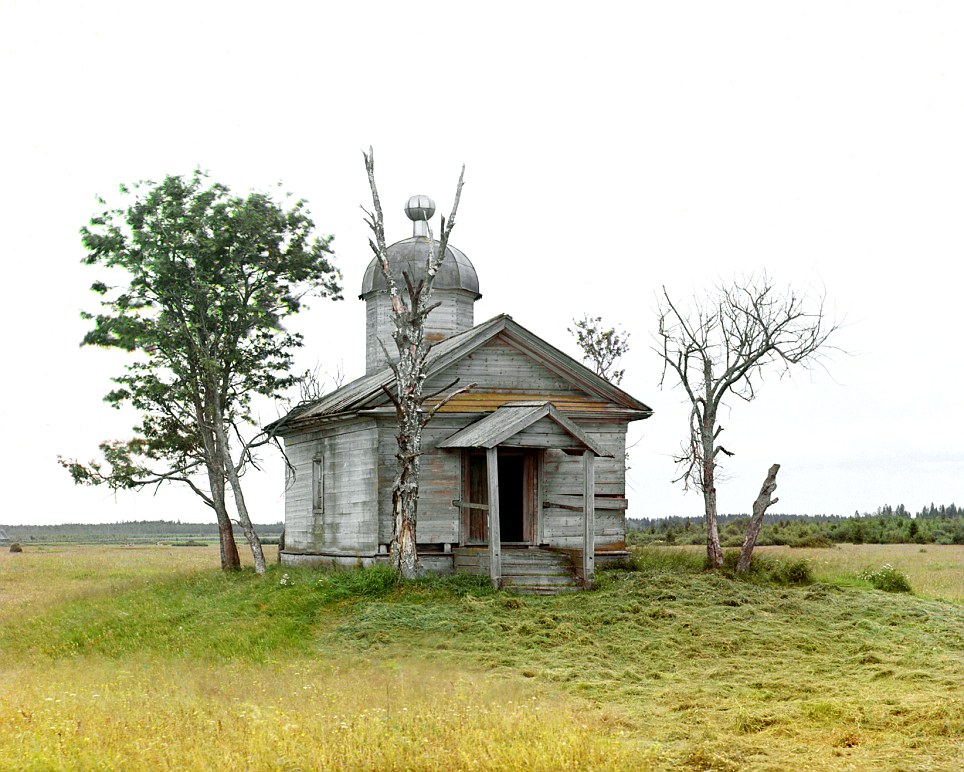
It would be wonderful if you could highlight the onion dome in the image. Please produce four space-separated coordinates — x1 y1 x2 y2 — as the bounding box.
359 195 481 300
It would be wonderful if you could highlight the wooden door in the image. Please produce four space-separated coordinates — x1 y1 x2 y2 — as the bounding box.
462 452 488 544
462 449 538 545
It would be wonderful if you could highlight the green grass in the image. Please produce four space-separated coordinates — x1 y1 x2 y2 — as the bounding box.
1 545 961 770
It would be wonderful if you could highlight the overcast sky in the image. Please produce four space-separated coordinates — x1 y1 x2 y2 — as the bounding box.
1 1 961 526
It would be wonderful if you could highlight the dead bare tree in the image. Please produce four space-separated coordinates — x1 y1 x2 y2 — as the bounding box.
656 274 840 570
738 463 780 573
362 148 473 579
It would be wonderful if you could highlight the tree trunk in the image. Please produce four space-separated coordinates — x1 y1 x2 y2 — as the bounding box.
736 464 780 574
212 396 266 575
224 455 267 575
389 409 422 579
703 484 724 569
196 401 241 571
207 463 241 571
702 420 724 569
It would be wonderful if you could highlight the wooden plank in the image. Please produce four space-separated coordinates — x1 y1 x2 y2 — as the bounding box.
486 447 501 588
583 450 595 587
428 392 611 413
537 449 545 545
543 495 628 511
452 499 489 511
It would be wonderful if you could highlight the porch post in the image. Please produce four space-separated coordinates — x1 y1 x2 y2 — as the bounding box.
486 446 501 588
582 449 595 587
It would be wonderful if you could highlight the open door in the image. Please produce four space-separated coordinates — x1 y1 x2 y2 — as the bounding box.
461 449 537 545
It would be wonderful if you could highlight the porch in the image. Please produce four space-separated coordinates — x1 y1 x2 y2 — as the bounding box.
441 401 612 590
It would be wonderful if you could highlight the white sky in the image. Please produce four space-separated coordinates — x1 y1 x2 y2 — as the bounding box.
1 1 962 526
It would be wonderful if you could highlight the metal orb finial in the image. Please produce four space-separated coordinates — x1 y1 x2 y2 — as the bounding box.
405 195 435 237
405 195 435 221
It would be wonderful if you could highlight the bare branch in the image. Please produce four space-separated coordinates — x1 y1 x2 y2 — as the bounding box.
421 381 477 427
362 152 469 579
380 383 401 410
423 377 462 401
655 273 841 570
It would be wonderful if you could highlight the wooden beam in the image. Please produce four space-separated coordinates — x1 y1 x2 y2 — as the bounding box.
452 499 489 511
486 447 501 589
543 495 628 511
583 450 595 588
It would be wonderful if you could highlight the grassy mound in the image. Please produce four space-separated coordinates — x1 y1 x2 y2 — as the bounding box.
0 547 961 770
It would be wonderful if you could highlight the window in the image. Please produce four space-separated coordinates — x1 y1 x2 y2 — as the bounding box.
312 456 324 513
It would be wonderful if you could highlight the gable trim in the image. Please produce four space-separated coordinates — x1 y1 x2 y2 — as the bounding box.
439 402 612 457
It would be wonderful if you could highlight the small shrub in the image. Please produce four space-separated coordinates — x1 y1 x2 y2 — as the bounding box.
9 543 22 553
720 550 814 586
858 564 912 593
768 558 815 586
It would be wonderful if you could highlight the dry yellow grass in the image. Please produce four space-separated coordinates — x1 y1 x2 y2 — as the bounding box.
0 546 656 770
0 656 657 770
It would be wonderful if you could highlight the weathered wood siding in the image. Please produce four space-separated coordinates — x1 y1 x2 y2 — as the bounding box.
366 289 475 374
541 423 627 548
424 336 598 397
372 416 628 550
290 333 632 556
283 418 379 555
375 416 470 545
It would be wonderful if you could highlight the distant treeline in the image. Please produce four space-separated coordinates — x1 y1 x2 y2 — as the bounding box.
0 520 284 544
628 506 964 547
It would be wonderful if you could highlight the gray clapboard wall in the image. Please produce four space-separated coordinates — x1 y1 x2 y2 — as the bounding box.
541 425 627 547
367 289 476 374
375 416 469 545
286 333 632 556
283 418 379 555
422 336 594 396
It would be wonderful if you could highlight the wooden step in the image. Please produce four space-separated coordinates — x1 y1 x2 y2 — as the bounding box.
508 585 582 595
501 574 579 586
453 547 583 594
498 565 572 576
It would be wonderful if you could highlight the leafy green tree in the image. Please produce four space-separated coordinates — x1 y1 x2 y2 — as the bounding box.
568 315 630 384
59 171 341 572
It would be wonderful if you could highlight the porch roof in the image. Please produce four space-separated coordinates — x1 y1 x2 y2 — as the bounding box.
438 401 612 457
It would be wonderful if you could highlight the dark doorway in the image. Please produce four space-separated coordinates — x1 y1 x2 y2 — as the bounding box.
461 449 538 546
498 454 525 542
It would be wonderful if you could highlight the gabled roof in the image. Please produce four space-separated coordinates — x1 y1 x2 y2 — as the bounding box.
272 314 652 435
439 402 612 456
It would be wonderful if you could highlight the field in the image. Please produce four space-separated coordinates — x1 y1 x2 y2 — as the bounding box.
0 544 961 770
678 543 964 603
